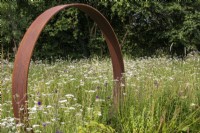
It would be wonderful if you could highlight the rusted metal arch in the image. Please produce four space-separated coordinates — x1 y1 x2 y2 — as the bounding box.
12 3 125 123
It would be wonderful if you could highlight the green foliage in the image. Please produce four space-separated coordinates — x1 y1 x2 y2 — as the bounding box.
1 57 200 132
0 1 28 57
1 0 200 59
110 1 200 57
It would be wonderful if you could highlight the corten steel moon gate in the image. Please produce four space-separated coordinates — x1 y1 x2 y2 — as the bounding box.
12 3 125 125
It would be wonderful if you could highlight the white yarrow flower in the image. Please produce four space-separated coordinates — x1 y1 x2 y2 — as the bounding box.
46 105 52 108
59 99 68 103
32 124 40 128
16 123 24 127
69 107 75 110
65 94 74 98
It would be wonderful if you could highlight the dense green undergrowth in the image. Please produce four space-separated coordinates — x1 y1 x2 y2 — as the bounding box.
1 56 200 132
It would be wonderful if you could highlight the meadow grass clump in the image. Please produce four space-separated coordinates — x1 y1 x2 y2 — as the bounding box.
0 56 200 132
121 57 200 132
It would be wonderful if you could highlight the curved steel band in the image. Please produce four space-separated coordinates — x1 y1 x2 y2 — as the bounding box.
12 3 124 123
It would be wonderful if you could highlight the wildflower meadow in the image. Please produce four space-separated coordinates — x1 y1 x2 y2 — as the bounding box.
1 56 200 132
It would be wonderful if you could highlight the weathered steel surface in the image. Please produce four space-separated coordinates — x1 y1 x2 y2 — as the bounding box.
12 3 125 124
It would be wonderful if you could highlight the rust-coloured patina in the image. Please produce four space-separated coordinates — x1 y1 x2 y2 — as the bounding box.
12 3 125 125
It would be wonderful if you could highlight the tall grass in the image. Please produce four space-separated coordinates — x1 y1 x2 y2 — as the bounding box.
1 56 200 132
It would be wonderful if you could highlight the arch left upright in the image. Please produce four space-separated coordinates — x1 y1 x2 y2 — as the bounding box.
12 3 125 124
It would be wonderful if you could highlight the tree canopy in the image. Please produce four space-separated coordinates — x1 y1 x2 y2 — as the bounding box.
0 0 200 60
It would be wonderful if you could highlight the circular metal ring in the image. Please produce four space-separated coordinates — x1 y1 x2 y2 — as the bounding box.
12 3 124 124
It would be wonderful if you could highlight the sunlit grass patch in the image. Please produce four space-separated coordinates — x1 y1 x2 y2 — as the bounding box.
1 56 200 132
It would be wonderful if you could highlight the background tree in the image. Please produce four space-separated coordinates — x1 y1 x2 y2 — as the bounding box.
0 0 199 60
